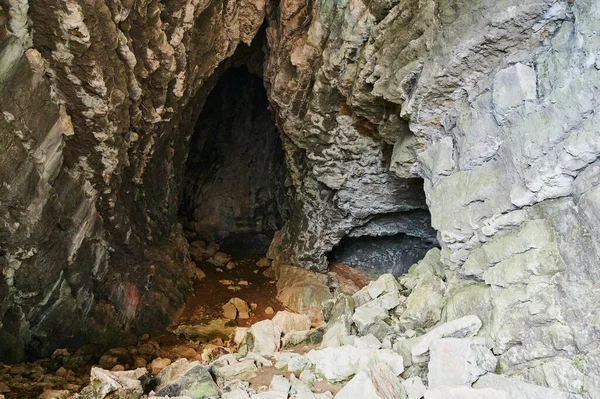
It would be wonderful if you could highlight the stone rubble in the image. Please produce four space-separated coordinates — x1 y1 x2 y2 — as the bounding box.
63 272 584 399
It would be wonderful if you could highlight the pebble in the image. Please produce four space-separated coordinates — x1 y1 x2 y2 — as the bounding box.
238 280 249 286
265 307 274 315
226 262 236 270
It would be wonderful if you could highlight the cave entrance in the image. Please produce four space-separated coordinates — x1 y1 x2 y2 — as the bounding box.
330 184 439 278
179 65 286 257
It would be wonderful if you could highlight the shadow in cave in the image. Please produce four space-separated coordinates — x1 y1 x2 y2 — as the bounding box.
329 203 440 278
179 66 286 258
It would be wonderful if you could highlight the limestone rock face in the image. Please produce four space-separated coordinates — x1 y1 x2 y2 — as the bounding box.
1 0 600 394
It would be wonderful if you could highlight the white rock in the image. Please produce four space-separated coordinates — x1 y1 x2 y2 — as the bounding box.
425 387 506 399
474 374 583 399
395 315 482 364
402 377 426 399
272 311 312 334
353 274 401 306
234 328 249 345
251 375 291 399
428 338 496 389
246 320 282 356
334 360 407 399
352 334 382 349
305 345 403 381
223 389 251 399
352 301 388 333
290 373 333 399
85 367 146 398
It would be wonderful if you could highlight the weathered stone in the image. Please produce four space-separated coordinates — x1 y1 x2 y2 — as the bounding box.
335 360 407 399
211 355 258 381
276 265 333 322
251 375 290 399
272 311 312 334
305 345 404 381
155 359 219 399
395 316 482 365
209 252 233 267
242 320 282 356
79 367 146 399
428 338 496 388
402 377 426 399
151 358 172 375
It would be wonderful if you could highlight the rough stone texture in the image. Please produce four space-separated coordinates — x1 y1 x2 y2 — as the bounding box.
1 0 600 394
427 338 496 389
334 360 407 399
0 0 267 361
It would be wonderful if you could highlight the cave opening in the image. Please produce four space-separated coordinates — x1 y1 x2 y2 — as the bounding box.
329 185 440 278
178 64 286 257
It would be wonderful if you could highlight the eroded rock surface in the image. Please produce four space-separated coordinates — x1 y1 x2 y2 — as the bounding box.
1 0 599 396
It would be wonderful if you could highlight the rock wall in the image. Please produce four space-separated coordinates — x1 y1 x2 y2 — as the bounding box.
1 0 600 394
0 0 266 360
263 0 600 394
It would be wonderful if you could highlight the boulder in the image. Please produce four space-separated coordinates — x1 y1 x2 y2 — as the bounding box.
397 275 445 330
224 298 252 320
224 389 251 399
79 367 146 399
277 265 332 322
428 338 496 388
257 258 272 268
334 360 407 399
243 320 282 356
211 355 258 381
290 373 333 399
353 274 401 307
150 357 172 375
402 377 426 399
155 359 219 399
305 345 404 381
394 315 482 365
272 311 312 334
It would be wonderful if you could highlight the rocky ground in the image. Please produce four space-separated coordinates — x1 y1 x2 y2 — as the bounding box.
0 229 586 398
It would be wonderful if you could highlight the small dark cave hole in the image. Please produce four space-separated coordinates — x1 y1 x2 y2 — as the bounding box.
179 66 286 257
330 202 440 278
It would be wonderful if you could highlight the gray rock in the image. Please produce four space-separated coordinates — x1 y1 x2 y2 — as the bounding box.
243 320 282 356
211 355 258 381
155 359 219 399
251 375 290 399
79 367 146 399
394 315 482 365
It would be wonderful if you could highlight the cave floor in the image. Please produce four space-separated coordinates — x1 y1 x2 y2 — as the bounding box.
0 250 293 398
173 256 285 329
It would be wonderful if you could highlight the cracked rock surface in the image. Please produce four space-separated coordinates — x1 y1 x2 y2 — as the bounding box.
0 0 599 396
